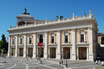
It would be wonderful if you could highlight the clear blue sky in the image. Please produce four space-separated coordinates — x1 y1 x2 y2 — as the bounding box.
0 0 104 39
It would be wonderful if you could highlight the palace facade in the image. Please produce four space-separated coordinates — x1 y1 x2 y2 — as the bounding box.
7 9 98 61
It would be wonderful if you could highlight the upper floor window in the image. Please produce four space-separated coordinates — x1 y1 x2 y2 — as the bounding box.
51 33 54 43
12 37 15 45
80 34 84 42
20 37 23 44
29 36 32 44
80 30 85 43
64 32 68 43
39 34 43 43
101 37 104 44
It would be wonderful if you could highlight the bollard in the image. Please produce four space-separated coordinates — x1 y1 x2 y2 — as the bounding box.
61 60 63 65
40 59 42 64
65 63 68 67
59 61 61 65
95 60 98 64
101 62 104 66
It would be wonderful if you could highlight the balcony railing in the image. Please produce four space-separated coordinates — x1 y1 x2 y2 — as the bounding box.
9 15 91 30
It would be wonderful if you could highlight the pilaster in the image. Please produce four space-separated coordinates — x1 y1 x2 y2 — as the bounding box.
33 33 37 58
15 35 18 57
23 35 27 57
7 36 11 57
88 27 94 61
56 31 61 59
71 29 76 60
44 32 48 59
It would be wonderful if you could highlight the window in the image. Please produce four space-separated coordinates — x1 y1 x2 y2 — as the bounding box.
65 35 68 43
12 37 15 45
80 34 84 42
20 37 23 44
51 33 54 43
29 36 32 44
39 35 43 43
101 37 104 44
64 32 68 43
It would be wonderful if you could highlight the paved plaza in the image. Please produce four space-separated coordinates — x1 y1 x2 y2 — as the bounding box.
0 57 103 69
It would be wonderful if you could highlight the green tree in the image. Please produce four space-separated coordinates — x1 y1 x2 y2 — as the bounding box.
0 34 8 53
1 34 6 43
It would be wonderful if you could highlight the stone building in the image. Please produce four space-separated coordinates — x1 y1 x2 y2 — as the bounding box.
7 9 98 61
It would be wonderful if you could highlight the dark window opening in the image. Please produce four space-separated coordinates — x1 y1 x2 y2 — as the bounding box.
65 35 68 43
39 35 43 43
80 34 84 42
29 37 32 44
12 38 14 45
20 37 23 44
101 37 104 44
51 36 54 43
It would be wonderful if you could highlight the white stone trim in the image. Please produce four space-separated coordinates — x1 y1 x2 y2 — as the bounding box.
9 22 93 35
56 31 61 59
71 29 76 60
7 36 11 57
88 27 94 61
44 32 48 59
15 36 18 57
23 35 27 57
33 33 37 58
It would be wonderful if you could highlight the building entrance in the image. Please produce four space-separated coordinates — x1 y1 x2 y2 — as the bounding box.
38 48 44 58
28 48 33 57
11 48 15 56
63 47 70 59
79 47 87 60
50 48 56 58
19 48 23 56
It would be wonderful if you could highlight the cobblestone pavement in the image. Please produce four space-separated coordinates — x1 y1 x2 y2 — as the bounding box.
0 57 104 69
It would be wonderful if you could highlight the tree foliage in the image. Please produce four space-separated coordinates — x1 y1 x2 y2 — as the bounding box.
0 34 8 53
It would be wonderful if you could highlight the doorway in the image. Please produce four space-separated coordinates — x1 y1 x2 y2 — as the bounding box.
79 47 87 60
50 48 56 58
38 48 44 58
63 47 70 59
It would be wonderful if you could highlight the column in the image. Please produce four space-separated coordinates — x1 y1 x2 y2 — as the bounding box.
77 47 79 60
56 31 61 59
33 33 37 58
44 32 48 59
88 27 94 61
7 36 11 57
23 35 26 57
87 47 89 60
71 29 76 60
15 35 18 57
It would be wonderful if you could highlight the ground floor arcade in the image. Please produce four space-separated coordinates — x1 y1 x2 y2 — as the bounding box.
10 46 90 61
